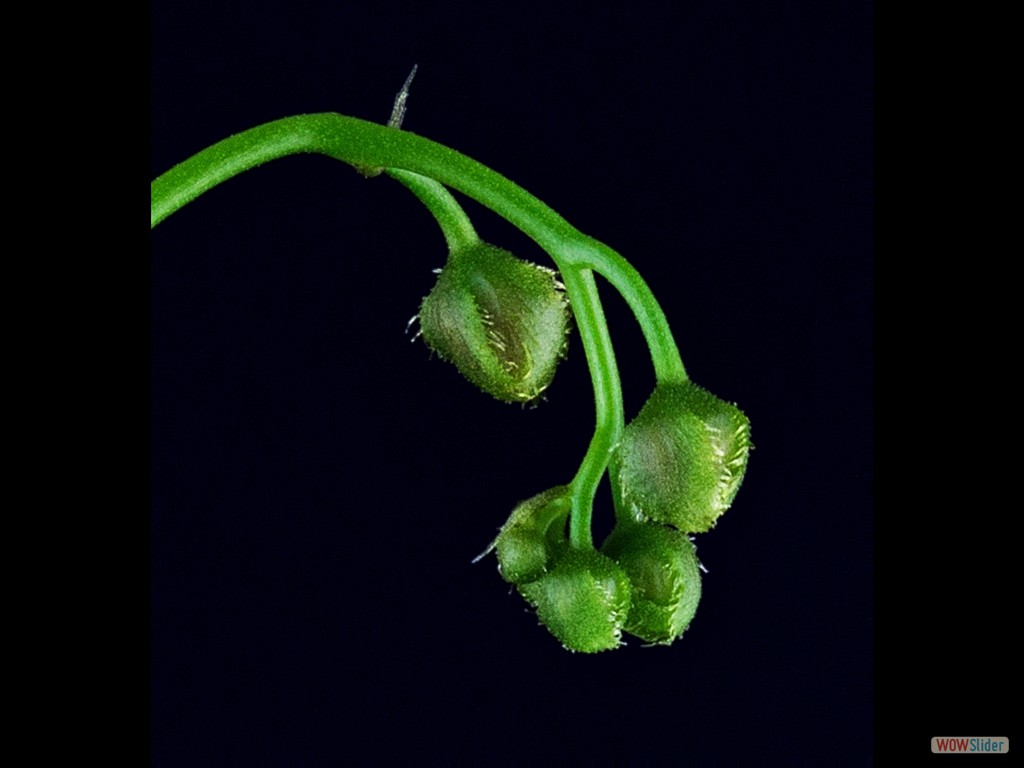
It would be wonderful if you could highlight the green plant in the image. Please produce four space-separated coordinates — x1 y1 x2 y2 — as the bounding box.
151 72 751 652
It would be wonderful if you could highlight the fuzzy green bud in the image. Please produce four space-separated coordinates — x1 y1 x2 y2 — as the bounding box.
613 382 750 532
418 242 571 403
601 523 702 645
519 548 632 653
490 486 571 585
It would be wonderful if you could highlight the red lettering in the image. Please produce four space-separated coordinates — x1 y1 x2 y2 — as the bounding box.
935 738 970 752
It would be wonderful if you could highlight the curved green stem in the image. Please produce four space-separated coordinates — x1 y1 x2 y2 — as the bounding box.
152 112 687 547
152 114 579 255
152 113 684 386
560 266 623 549
575 239 687 385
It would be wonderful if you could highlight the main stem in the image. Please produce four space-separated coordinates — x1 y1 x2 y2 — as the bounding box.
152 114 683 382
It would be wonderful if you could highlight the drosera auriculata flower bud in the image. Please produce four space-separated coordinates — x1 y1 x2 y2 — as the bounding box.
601 522 702 645
518 548 632 653
613 381 751 533
417 242 572 404
481 486 571 586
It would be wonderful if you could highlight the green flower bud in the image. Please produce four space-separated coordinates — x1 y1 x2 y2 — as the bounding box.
418 242 571 403
491 486 571 585
519 548 632 653
601 523 702 645
613 382 750 532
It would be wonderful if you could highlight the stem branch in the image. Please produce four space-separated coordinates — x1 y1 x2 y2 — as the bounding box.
386 168 479 252
560 266 623 549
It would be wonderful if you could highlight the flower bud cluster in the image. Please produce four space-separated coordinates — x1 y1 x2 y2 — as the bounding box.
418 236 750 651
486 381 749 651
488 488 701 651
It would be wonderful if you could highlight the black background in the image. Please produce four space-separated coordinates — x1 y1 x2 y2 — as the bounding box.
152 1 879 763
